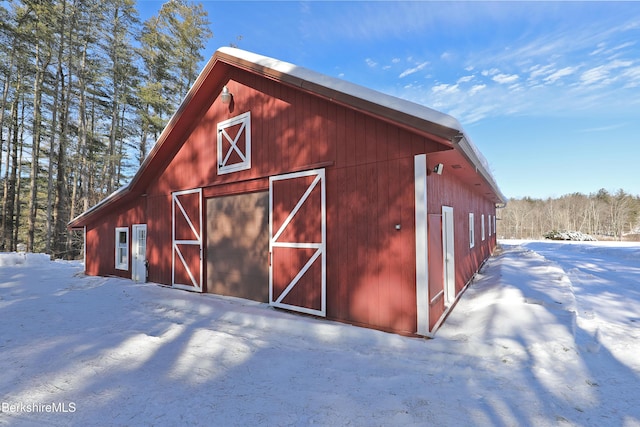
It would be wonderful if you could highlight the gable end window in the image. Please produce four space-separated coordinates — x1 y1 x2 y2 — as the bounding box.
115 227 129 270
217 111 251 174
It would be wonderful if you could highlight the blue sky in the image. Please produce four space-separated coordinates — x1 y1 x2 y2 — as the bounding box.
140 1 640 199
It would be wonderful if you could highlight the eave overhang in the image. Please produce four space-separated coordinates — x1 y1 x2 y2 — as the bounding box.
69 47 506 229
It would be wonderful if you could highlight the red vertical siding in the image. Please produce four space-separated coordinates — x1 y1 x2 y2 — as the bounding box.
427 152 497 307
146 194 172 284
427 214 445 330
85 197 145 278
83 63 498 336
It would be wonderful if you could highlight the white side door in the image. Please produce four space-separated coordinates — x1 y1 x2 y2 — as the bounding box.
442 206 456 306
131 224 147 282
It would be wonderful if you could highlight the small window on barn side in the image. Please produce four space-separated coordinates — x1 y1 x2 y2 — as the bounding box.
469 213 475 248
488 215 492 236
115 227 129 270
217 111 251 175
481 214 486 241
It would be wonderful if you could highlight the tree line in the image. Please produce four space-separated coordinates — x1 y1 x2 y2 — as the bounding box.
0 0 213 258
498 189 640 241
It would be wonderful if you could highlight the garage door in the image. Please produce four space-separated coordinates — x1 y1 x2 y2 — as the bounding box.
269 169 326 317
206 191 269 301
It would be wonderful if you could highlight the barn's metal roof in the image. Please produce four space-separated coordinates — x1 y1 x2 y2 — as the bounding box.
69 47 505 228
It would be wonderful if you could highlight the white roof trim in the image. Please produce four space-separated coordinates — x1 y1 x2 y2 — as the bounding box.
217 47 463 135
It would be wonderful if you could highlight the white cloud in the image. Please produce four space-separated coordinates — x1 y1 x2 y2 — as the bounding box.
528 63 555 80
590 42 607 56
441 52 454 60
431 83 459 94
579 122 627 133
544 66 578 84
611 59 633 68
612 41 636 51
580 60 633 86
621 66 640 88
482 68 500 77
341 4 640 124
458 104 497 124
399 61 429 78
365 58 378 68
469 84 486 96
493 73 519 84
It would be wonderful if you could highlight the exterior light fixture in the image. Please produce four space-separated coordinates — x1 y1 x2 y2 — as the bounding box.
433 163 444 175
220 85 232 104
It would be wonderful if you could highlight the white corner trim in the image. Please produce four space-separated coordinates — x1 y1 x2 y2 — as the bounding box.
414 154 429 336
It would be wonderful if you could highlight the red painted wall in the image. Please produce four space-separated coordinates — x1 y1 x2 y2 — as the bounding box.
85 198 145 278
83 65 498 336
427 152 497 299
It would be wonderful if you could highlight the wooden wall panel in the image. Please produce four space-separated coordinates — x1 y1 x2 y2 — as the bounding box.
85 197 145 279
146 194 172 285
324 156 417 335
326 166 349 321
376 158 391 329
395 156 419 333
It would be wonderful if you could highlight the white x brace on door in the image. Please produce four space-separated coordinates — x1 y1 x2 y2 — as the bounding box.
172 188 203 292
269 169 326 317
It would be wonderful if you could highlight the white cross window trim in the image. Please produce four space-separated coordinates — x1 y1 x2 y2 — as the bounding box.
217 111 251 174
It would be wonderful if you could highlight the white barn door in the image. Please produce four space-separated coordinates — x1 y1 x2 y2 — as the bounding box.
269 169 326 317
172 188 203 292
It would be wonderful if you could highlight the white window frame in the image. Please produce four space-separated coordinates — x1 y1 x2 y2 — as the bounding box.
217 111 251 174
115 227 129 270
488 214 492 237
481 214 486 241
469 213 475 248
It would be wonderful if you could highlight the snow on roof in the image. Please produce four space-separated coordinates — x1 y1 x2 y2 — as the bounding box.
69 47 506 227
217 47 464 135
217 47 506 204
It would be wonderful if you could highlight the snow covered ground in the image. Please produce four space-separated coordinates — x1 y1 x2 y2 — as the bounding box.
0 240 638 426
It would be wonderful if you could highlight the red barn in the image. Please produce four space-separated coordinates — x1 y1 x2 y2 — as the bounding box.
69 47 506 337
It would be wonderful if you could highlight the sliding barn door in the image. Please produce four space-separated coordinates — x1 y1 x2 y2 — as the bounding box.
172 188 203 292
269 169 326 317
